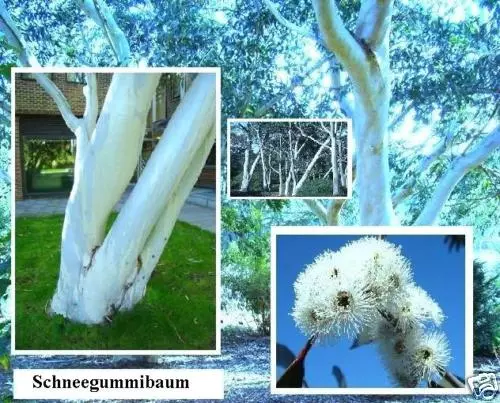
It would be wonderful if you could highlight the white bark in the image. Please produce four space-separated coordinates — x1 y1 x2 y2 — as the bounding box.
78 0 131 65
326 199 345 225
269 133 284 195
34 73 81 132
392 132 450 207
0 1 83 132
238 128 261 192
328 122 339 195
2 1 216 327
311 0 372 95
120 124 216 309
337 136 346 188
312 0 397 224
303 200 327 224
0 0 40 67
50 74 216 324
239 151 260 192
255 128 269 191
331 64 354 118
240 149 250 191
83 73 98 138
414 126 500 225
262 0 314 38
292 137 329 196
270 0 495 227
51 73 162 322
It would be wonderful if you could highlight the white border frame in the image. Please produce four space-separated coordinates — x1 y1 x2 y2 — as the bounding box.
270 225 473 395
11 67 222 356
226 118 353 200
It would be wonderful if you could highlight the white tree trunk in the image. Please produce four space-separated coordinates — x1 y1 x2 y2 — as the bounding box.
278 161 283 195
353 90 396 224
240 148 250 191
414 126 500 225
239 151 260 192
256 129 268 191
330 123 339 195
292 137 329 196
51 74 216 324
267 0 497 226
338 137 346 188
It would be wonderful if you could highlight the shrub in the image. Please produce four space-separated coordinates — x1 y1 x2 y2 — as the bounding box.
222 202 270 334
473 260 500 356
296 177 333 197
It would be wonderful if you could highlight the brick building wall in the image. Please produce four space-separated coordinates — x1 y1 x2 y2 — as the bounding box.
14 116 21 200
15 72 214 200
15 73 112 116
15 73 113 200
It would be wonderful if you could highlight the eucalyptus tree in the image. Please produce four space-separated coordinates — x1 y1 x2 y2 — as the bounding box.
258 0 499 227
230 122 262 192
230 121 347 196
1 0 498 312
1 1 216 324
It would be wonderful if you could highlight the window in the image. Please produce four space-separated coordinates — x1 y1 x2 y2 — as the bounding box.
66 73 86 84
23 138 76 194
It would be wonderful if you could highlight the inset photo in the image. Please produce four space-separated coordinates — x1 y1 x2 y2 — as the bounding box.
271 226 472 395
12 67 221 354
228 119 352 199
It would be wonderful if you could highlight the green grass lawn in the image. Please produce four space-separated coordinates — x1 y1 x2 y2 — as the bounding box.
15 214 216 351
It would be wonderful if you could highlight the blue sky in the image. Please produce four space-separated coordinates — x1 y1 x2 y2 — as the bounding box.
275 234 466 388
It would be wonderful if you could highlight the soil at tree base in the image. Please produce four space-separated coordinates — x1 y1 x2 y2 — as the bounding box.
5 332 499 402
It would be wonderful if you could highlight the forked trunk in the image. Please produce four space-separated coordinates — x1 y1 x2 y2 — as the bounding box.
50 74 216 324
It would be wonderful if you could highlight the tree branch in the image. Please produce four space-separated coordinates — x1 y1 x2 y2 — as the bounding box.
83 73 98 139
0 2 81 132
34 74 80 133
414 126 500 225
0 0 39 67
355 0 394 50
262 0 315 38
303 200 327 224
293 137 330 194
79 0 131 66
326 199 346 225
296 123 332 149
331 64 354 118
392 133 451 207
311 0 370 90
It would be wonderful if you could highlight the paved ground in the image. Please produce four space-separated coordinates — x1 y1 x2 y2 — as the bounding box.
15 186 216 233
8 335 499 402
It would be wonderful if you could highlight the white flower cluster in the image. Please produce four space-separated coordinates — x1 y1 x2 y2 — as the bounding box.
291 237 451 387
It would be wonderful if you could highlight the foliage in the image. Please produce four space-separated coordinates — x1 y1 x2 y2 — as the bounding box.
2 2 497 227
23 139 74 171
296 177 337 197
222 201 271 334
473 260 500 356
0 354 9 371
15 215 216 350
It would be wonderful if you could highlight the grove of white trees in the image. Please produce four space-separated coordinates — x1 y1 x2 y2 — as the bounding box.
230 121 348 197
2 4 217 324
